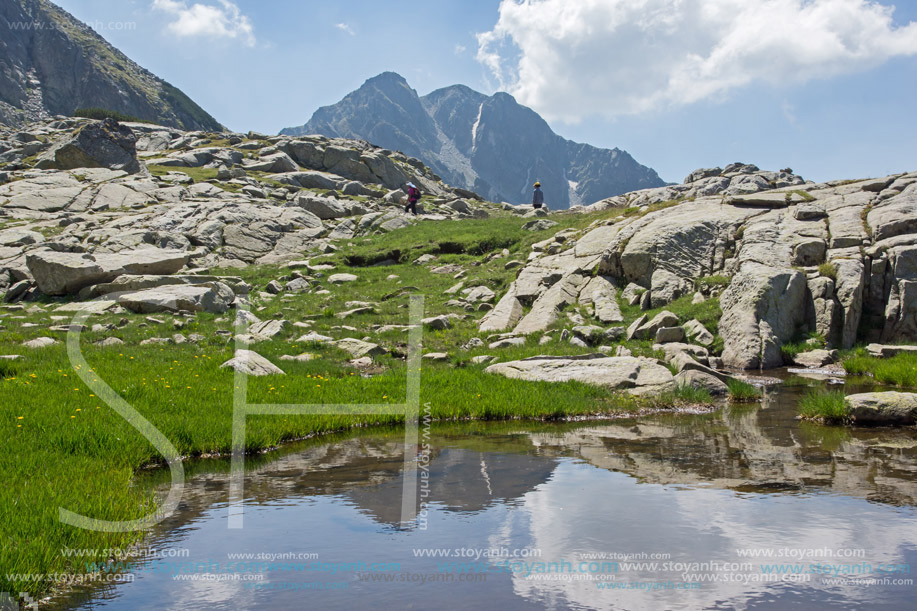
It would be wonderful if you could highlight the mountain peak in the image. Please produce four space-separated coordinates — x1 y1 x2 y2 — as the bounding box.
365 71 410 86
281 74 664 207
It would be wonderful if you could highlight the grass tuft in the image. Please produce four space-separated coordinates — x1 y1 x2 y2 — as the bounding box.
842 352 917 387
798 389 849 424
726 378 760 402
818 262 837 281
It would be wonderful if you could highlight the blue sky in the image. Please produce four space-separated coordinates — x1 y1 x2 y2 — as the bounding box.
53 0 917 184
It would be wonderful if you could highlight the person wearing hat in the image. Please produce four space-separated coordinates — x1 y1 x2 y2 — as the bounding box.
532 181 545 210
404 182 421 215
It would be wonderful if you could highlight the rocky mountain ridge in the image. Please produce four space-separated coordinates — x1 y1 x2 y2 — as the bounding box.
281 72 665 209
0 0 220 131
0 115 507 306
2 116 916 375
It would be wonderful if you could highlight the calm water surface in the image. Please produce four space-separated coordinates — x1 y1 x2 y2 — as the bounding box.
55 383 917 610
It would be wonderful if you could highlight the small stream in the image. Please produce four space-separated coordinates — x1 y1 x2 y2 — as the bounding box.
52 379 917 610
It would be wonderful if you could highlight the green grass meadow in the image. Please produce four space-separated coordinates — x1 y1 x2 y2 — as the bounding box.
0 208 725 597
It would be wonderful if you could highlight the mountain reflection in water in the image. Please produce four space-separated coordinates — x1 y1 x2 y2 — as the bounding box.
57 386 917 610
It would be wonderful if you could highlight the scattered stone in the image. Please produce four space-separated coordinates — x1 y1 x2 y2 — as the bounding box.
4 280 32 303
675 370 728 396
328 273 358 284
336 307 376 319
140 337 171 346
444 282 465 295
792 349 839 368
489 337 526 349
471 355 496 364
629 311 679 341
463 286 496 303
463 338 485 350
250 319 291 338
220 350 285 376
23 337 57 348
279 353 315 362
334 338 384 358
48 324 88 333
423 352 450 361
294 332 334 343
655 326 686 344
682 319 714 346
522 219 558 231
422 315 452 330
265 280 283 294
117 283 234 314
865 344 917 358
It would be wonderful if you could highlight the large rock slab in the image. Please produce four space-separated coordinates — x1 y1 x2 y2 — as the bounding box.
116 282 234 314
27 250 189 296
295 195 349 219
628 311 679 341
846 392 917 426
578 275 623 323
479 282 524 332
868 190 917 243
42 118 141 174
719 265 807 369
485 354 676 396
514 273 588 335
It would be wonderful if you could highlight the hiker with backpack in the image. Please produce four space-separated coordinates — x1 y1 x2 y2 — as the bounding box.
532 181 545 210
404 182 421 215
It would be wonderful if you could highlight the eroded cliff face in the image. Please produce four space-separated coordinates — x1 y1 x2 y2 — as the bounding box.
484 164 917 369
0 0 220 131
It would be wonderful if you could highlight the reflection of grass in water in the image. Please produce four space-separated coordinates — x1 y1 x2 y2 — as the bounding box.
798 419 852 451
799 389 850 424
783 375 817 387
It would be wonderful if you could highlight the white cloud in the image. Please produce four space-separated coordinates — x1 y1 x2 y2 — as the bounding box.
454 43 468 55
152 0 255 47
477 0 917 122
336 22 356 36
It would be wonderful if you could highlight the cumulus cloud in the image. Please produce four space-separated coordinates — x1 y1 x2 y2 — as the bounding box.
476 0 917 122
336 22 356 36
152 0 255 46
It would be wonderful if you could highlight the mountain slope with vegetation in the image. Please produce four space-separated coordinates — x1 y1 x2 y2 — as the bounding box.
0 0 221 131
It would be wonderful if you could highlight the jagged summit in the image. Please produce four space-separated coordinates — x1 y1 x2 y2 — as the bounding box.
281 72 665 209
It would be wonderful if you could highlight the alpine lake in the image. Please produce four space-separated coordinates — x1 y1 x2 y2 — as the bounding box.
47 373 917 611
